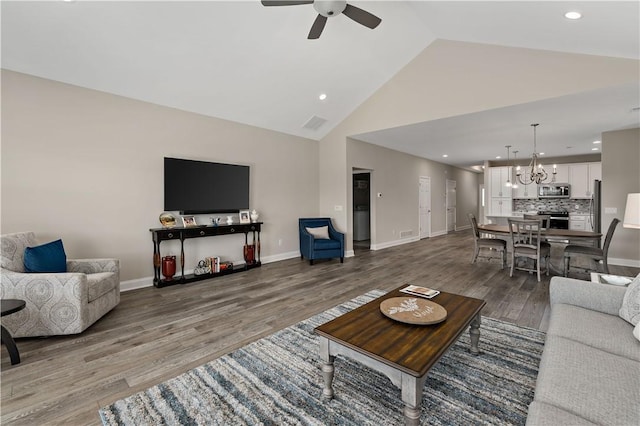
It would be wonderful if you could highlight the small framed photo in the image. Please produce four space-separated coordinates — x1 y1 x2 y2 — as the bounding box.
182 215 197 227
239 210 251 224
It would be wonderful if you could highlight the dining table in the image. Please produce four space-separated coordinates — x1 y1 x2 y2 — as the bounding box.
476 224 603 275
477 224 602 246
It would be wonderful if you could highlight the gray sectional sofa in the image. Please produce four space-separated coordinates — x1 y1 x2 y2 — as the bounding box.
526 276 640 426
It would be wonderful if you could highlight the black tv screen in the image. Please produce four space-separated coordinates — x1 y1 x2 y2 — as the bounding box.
164 157 250 214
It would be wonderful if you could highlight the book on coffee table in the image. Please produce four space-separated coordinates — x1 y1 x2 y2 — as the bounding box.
400 284 440 299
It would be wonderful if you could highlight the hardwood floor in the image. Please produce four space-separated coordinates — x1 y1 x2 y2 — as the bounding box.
2 229 638 425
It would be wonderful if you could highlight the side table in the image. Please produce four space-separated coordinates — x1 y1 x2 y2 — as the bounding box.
1 299 26 365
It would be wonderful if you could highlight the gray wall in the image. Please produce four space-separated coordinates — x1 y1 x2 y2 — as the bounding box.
347 137 479 246
1 70 319 282
602 128 640 265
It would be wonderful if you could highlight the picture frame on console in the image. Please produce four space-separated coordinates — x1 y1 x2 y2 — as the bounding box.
239 210 251 224
182 215 197 227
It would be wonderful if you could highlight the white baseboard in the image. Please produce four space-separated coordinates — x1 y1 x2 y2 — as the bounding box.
371 236 420 251
456 224 471 231
120 277 153 292
609 257 640 268
430 229 448 237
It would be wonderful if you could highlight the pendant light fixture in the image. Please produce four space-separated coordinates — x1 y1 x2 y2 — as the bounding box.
504 145 512 187
512 150 519 189
516 123 556 185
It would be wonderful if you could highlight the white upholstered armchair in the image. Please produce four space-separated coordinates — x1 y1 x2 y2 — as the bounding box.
0 232 120 337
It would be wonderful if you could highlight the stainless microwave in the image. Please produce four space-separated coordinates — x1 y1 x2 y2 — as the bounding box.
538 184 570 198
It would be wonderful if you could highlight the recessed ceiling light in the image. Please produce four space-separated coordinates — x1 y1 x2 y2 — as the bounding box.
539 152 545 156
442 154 448 158
593 140 601 144
564 11 582 20
318 93 327 101
592 147 599 151
495 156 501 159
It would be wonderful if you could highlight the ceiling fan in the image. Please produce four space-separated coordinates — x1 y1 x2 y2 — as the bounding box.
261 0 382 39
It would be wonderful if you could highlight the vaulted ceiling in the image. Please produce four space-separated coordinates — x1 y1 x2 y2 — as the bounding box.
2 1 639 168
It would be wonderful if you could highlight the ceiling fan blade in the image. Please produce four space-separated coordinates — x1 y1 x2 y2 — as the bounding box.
261 1 313 6
342 4 381 29
308 14 327 39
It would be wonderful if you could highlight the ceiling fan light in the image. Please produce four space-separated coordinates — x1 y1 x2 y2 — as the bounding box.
314 0 347 17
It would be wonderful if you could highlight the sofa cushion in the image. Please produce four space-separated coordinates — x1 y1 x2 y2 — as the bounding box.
548 303 639 361
526 401 598 426
87 272 118 303
306 226 330 239
533 335 640 426
619 273 640 325
23 239 67 273
1 232 37 272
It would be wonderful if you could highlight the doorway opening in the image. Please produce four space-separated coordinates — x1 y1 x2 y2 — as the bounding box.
353 171 371 250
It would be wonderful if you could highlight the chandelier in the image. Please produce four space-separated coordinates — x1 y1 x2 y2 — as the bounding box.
516 123 556 185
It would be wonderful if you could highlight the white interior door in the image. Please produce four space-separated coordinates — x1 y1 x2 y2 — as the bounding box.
419 176 431 239
446 179 457 232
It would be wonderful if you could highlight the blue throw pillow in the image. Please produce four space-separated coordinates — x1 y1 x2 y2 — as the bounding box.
24 239 67 273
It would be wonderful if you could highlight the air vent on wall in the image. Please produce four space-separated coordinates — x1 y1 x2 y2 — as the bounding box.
302 115 328 131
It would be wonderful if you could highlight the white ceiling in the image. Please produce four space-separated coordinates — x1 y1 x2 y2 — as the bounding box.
2 1 639 168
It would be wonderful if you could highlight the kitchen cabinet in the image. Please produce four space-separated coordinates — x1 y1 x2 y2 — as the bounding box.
553 164 569 184
490 167 513 198
569 162 601 198
569 214 589 231
488 167 513 215
512 167 537 199
490 198 513 216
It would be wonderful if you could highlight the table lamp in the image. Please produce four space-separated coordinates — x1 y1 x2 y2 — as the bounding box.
623 193 640 229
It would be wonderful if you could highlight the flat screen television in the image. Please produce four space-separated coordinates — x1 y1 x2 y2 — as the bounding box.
164 157 250 214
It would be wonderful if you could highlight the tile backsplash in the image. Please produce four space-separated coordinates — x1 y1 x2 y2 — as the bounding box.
514 198 591 213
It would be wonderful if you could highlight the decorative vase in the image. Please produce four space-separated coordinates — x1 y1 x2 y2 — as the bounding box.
162 255 176 281
244 244 255 265
226 216 234 225
250 209 259 222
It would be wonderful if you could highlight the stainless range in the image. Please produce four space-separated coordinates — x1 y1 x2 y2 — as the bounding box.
538 210 569 229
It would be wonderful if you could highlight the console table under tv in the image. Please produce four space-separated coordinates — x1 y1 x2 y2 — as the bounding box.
150 222 262 288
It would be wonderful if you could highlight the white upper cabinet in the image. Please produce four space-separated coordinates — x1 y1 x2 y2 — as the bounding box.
512 169 537 199
568 162 601 198
589 162 602 182
490 167 513 198
553 164 570 184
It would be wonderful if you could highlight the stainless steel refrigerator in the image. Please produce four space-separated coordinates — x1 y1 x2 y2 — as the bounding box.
590 179 602 233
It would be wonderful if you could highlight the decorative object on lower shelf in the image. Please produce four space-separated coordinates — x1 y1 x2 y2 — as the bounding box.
244 244 255 264
194 259 211 276
161 256 176 280
159 212 177 228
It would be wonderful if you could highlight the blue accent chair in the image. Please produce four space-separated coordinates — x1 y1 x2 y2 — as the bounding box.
299 218 345 265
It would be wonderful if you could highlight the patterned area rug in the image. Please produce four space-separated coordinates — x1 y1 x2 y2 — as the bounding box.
99 290 545 425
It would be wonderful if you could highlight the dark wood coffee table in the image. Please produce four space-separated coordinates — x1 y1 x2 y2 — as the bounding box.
1 299 26 365
315 286 485 425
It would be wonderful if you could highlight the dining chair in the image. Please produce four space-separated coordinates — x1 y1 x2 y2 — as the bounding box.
563 218 620 276
468 213 507 269
508 218 550 282
523 214 550 229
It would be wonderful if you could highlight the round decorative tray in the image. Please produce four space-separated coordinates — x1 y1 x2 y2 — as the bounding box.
380 297 447 325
